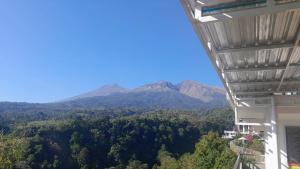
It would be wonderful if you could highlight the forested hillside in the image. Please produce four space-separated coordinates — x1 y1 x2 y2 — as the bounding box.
0 108 236 169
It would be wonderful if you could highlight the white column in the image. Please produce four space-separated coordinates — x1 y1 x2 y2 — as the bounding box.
247 125 250 134
235 106 238 124
278 124 288 169
265 97 280 169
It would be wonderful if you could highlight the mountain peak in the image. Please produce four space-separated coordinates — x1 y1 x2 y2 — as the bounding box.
178 80 225 102
69 84 128 100
66 80 226 106
133 81 178 92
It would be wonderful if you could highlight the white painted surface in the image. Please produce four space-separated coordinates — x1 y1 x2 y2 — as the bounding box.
278 124 288 169
264 97 280 169
277 104 300 169
234 96 300 169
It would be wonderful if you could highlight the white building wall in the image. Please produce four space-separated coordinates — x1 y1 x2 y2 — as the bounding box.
277 106 300 169
265 96 300 169
234 96 300 169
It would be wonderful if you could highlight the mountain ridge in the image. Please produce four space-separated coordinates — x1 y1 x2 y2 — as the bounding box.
68 80 225 103
0 80 227 114
69 84 128 100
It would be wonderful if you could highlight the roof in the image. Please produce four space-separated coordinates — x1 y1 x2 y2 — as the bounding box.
181 0 300 104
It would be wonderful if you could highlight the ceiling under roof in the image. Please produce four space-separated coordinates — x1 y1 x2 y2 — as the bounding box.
182 0 300 104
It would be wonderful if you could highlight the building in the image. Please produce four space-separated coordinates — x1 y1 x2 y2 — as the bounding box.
222 130 237 139
181 0 300 169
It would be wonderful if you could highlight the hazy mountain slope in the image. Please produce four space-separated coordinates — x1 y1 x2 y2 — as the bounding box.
69 84 128 100
62 81 226 109
64 91 210 110
133 81 178 92
178 80 225 102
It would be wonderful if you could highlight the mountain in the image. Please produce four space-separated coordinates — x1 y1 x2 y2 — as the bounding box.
62 80 227 109
133 81 178 92
177 80 225 102
69 84 128 100
0 81 227 115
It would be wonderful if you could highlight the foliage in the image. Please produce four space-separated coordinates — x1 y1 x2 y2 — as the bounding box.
156 132 236 169
247 138 264 153
155 146 181 169
0 108 234 169
234 135 264 154
199 107 234 132
126 160 148 169
21 116 203 169
0 134 27 169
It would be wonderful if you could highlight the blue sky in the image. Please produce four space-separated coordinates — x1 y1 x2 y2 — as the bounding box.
0 0 222 103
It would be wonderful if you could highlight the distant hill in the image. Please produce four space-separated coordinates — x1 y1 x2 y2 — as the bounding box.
68 84 128 100
0 81 227 114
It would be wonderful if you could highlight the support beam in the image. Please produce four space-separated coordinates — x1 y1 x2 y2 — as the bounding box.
224 64 300 73
229 81 280 86
216 43 295 54
277 25 300 91
236 122 264 126
194 1 300 23
224 65 285 73
236 90 274 95
229 80 300 86
264 97 280 169
234 106 238 125
236 90 300 95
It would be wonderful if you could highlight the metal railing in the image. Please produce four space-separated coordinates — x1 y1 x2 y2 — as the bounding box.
230 140 265 169
233 154 242 169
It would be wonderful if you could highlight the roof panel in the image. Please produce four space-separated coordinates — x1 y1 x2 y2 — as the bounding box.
202 8 300 97
182 0 300 100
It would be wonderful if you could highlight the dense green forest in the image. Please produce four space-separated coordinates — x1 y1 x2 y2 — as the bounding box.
0 108 236 169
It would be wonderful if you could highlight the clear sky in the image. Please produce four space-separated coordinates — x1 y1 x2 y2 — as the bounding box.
0 0 222 103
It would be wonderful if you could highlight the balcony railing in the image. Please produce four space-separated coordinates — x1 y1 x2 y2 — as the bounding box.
233 154 242 169
230 140 265 169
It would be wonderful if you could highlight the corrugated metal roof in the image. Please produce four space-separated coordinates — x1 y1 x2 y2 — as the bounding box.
182 0 300 102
